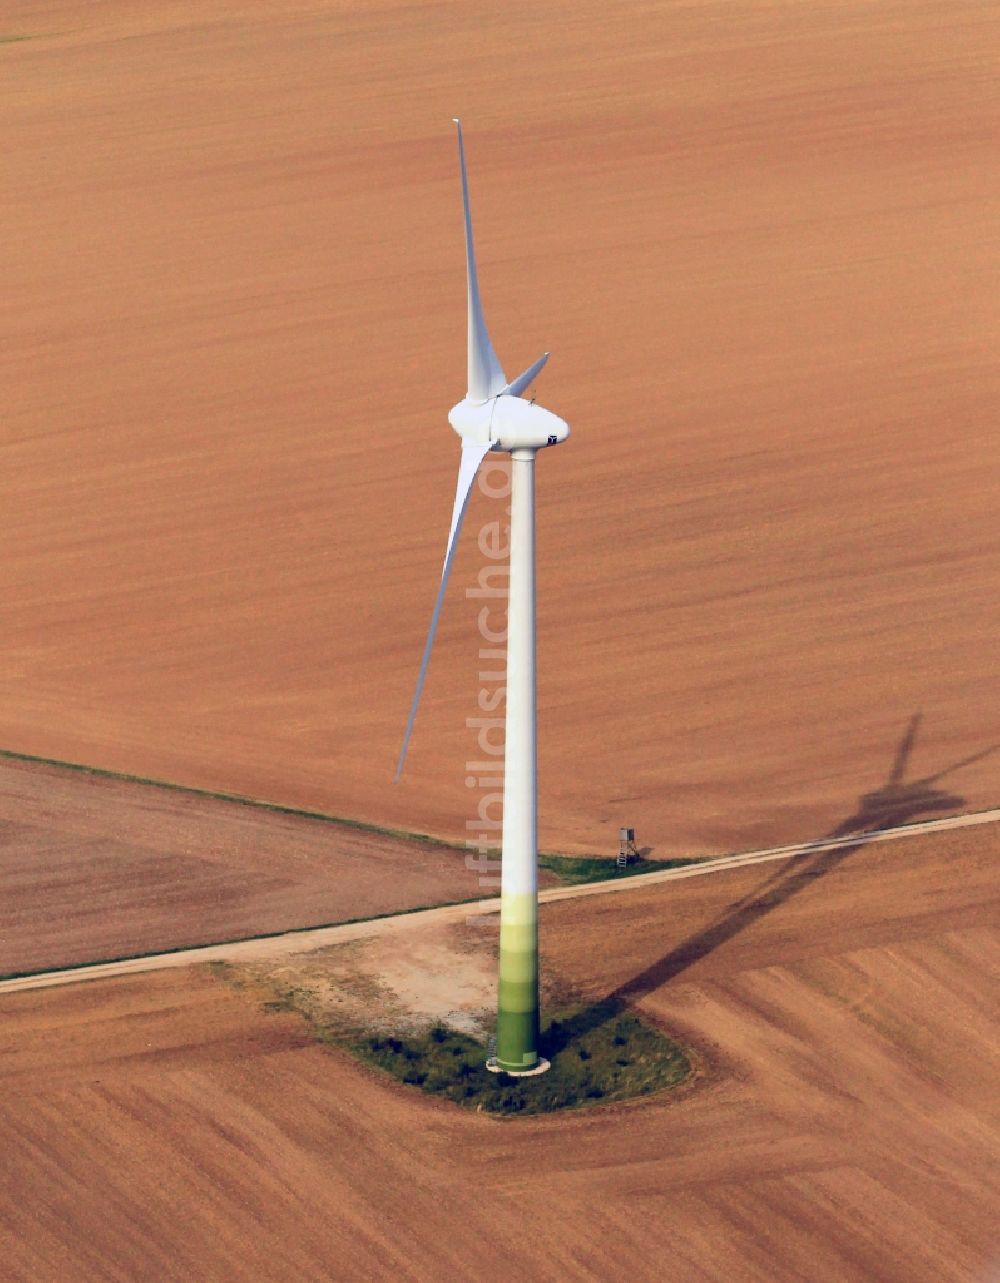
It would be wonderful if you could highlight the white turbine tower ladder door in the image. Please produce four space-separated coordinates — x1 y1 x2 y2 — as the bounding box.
395 439 492 778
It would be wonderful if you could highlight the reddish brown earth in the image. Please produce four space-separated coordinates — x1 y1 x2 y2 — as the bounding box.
2 1 998 856
0 755 496 977
2 825 996 1281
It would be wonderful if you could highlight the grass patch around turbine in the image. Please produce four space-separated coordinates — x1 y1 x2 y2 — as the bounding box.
209 955 692 1117
352 1001 691 1115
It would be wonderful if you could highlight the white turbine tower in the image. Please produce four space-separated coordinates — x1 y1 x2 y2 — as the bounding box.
395 120 569 1075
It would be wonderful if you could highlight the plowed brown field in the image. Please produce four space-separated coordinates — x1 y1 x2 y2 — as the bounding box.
4 1 999 855
0 755 490 977
2 825 997 1281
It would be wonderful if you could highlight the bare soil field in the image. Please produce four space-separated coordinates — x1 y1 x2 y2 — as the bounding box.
3 1 999 855
2 825 996 1281
0 755 495 977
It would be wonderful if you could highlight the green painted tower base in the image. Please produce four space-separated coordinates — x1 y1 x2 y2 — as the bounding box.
494 889 542 1072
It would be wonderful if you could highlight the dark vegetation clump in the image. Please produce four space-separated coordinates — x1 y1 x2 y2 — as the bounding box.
353 1000 691 1116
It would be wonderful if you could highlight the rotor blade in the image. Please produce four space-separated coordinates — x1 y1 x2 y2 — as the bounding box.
920 740 1000 787
395 439 493 779
453 119 506 402
502 352 549 398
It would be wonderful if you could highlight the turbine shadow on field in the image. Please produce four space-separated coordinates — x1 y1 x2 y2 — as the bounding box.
545 714 999 1055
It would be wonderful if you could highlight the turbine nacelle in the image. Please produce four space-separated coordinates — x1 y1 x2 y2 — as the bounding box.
449 393 570 452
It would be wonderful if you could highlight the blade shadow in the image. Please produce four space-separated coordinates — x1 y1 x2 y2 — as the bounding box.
542 715 999 1056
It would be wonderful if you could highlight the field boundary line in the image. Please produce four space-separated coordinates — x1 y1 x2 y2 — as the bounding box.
0 746 471 853
0 746 601 863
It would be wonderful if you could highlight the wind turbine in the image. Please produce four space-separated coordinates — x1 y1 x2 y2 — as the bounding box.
395 120 569 1075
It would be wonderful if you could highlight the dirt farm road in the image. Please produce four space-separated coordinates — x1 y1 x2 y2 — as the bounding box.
4 804 998 997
